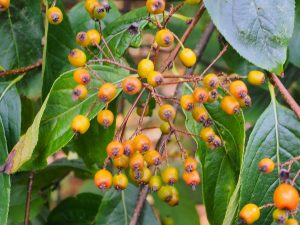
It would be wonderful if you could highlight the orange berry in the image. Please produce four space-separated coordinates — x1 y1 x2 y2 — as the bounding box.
129 152 144 171
47 6 63 25
183 170 200 190
133 134 151 152
72 85 88 101
155 29 174 47
137 59 154 78
0 0 10 11
98 83 117 102
97 110 114 128
200 127 215 143
239 204 261 224
184 157 197 173
85 0 100 15
193 87 209 104
71 115 90 134
94 169 112 190
87 29 101 46
158 104 176 121
161 167 178 185
180 95 195 111
258 158 275 174
192 107 209 123
179 48 197 67
248 70 265 86
274 183 299 211
147 71 163 87
106 141 124 158
123 140 135 157
113 173 128 191
146 0 165 14
76 32 90 47
73 68 91 85
68 49 86 67
203 73 219 90
220 96 240 115
122 76 142 95
229 80 248 99
144 149 162 166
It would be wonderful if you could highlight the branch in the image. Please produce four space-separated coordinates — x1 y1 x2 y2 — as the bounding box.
24 172 34 225
0 59 42 77
269 73 300 120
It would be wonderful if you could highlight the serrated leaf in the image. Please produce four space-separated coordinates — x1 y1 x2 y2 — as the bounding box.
2 65 129 173
289 0 300 68
182 84 245 225
95 183 159 225
204 0 295 73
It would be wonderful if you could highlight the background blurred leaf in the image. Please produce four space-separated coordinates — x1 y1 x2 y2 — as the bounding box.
289 0 300 68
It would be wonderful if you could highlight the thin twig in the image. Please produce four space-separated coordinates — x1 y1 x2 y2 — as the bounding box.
89 59 137 73
24 172 34 225
0 59 42 77
101 36 116 62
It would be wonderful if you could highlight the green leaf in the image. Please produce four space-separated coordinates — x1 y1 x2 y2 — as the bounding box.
289 0 300 68
72 99 118 169
42 0 76 99
47 193 102 225
0 0 43 98
204 0 295 73
0 77 21 150
0 118 10 225
2 65 128 173
95 183 159 225
238 90 300 224
182 84 245 225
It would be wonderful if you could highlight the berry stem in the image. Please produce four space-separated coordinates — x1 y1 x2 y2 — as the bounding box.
291 169 300 186
280 155 300 167
85 65 106 83
100 35 116 62
24 171 34 225
0 59 42 77
259 203 275 209
95 42 110 59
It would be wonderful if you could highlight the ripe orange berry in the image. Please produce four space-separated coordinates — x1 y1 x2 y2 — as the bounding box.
160 122 171 134
272 208 288 224
68 49 86 67
193 87 209 104
158 185 173 202
149 175 162 192
168 186 179 207
144 149 162 166
180 95 195 111
0 0 10 11
147 71 163 87
274 183 299 211
155 29 174 48
161 167 178 185
200 127 215 143
286 218 299 225
138 167 152 185
93 4 106 20
220 96 240 115
229 80 248 99
248 70 265 86
146 0 165 14
203 73 220 90
94 169 112 190
179 48 197 67
129 152 144 171
73 68 91 85
47 6 63 25
98 83 117 102
183 170 200 190
237 95 252 108
85 0 100 15
258 158 275 174
73 85 88 100
113 155 129 170
123 140 135 157
97 110 114 128
122 76 142 95
158 104 176 121
133 134 151 152
113 173 128 191
192 107 209 123
184 157 197 173
137 59 154 78
87 29 101 46
207 89 219 103
239 204 261 224
71 115 90 134
106 141 124 158
76 32 90 47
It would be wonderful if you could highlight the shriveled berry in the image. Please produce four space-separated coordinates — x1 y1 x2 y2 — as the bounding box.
98 83 117 102
47 6 63 25
87 29 101 46
220 96 240 115
162 167 178 185
129 152 144 171
200 127 215 143
180 95 195 111
106 141 124 158
94 169 112 190
113 155 129 170
122 76 142 95
193 87 209 104
203 73 219 90
248 70 265 86
146 0 165 14
179 48 196 68
147 71 163 87
144 149 162 166
113 173 128 191
73 85 88 100
274 183 299 211
137 59 154 78
279 168 290 182
258 158 275 174
229 80 248 99
239 203 260 224
149 175 162 192
184 157 197 173
71 115 90 134
158 104 176 121
76 32 90 47
168 186 179 207
68 49 86 67
73 68 91 85
97 110 114 128
183 170 200 190
155 29 174 48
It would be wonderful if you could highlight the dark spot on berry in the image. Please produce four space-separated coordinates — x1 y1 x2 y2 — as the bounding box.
51 14 60 22
154 158 161 166
280 169 290 182
164 35 172 45
99 183 107 190
101 1 111 12
126 83 136 92
168 178 175 185
124 148 130 156
186 103 194 111
163 110 172 119
155 76 163 85
112 148 120 156
203 118 213 127
141 144 150 152
73 89 81 97
82 76 90 84
128 23 139 35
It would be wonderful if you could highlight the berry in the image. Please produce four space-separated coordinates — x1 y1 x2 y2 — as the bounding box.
47 6 63 25
160 122 171 134
158 104 176 121
137 59 154 78
122 76 142 95
73 68 91 85
237 95 252 108
98 83 117 102
192 107 209 123
133 134 151 152
123 140 135 156
161 167 178 185
180 95 195 111
220 96 240 115
200 127 215 143
113 155 129 170
184 0 201 5
73 85 88 100
184 157 197 173
76 32 90 47
113 173 128 191
68 49 86 67
239 203 260 224
129 152 144 171
71 115 90 134
129 168 143 181
258 158 275 174
149 175 162 192
94 169 112 190
168 186 179 207
183 170 200 190
272 208 288 224
147 71 163 87
155 29 174 48
286 219 299 225
144 149 162 166
207 135 222 149
97 110 114 128
106 141 124 158
138 167 152 185
146 0 165 14
158 185 173 202
93 4 107 20
229 80 248 99
248 70 265 86
85 0 100 15
273 183 299 211
207 89 219 103
0 0 10 11
179 48 197 68
193 87 209 104
87 29 101 46
203 73 220 90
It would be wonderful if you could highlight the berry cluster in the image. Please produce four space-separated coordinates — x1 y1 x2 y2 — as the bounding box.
239 157 300 224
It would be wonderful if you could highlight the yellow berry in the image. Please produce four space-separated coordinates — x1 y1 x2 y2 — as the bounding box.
68 49 86 67
137 59 155 78
87 29 101 46
248 70 265 86
239 204 260 224
71 115 90 134
147 71 163 87
47 6 63 25
146 0 165 14
179 48 197 67
155 29 174 48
